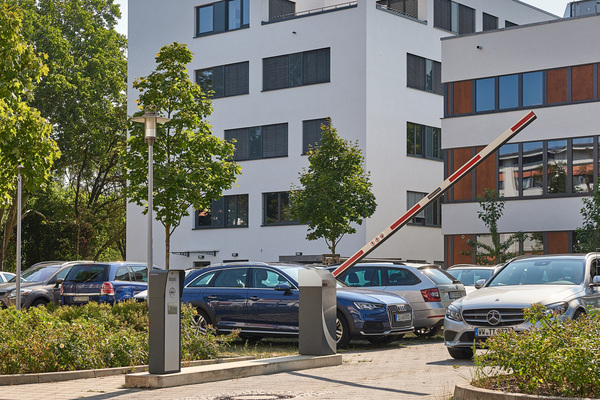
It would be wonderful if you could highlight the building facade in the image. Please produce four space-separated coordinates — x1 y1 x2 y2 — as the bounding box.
127 0 555 269
441 11 600 265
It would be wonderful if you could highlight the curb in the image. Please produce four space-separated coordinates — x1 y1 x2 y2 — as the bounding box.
454 381 596 400
0 356 254 386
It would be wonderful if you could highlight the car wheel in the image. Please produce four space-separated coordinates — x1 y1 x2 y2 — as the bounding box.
573 309 585 320
414 326 441 337
447 347 474 360
366 334 403 345
336 311 351 349
31 298 48 308
191 309 211 334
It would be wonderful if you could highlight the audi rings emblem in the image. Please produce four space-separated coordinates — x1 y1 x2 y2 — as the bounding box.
487 310 501 326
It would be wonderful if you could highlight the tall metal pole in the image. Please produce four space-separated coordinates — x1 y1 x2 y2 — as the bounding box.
16 165 23 311
147 139 154 271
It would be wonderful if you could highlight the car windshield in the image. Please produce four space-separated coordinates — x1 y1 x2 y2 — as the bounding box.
419 267 456 285
9 264 61 283
488 257 585 286
447 268 494 286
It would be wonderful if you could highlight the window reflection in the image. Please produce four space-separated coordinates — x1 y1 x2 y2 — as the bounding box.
498 144 519 197
476 78 495 112
522 141 543 196
523 232 544 255
572 137 594 193
499 74 519 109
522 71 543 107
547 140 567 194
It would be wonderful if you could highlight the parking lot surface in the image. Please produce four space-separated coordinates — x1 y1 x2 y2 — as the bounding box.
0 342 474 400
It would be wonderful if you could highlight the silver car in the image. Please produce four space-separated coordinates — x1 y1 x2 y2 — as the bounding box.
329 263 466 337
444 253 600 359
446 264 502 295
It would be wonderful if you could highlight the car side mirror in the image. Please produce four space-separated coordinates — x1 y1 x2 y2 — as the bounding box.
592 276 600 286
474 279 486 289
55 278 64 288
274 283 292 293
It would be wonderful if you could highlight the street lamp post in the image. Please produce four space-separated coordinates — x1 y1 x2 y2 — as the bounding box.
132 106 170 271
16 165 23 311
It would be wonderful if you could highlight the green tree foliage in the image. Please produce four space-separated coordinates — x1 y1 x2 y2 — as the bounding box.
123 42 241 269
464 189 526 265
290 120 376 255
575 178 600 252
0 2 59 270
8 0 128 264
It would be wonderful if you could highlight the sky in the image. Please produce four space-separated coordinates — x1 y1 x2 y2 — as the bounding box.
112 1 573 37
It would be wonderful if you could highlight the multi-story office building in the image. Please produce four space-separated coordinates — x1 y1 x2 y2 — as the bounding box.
441 8 600 265
127 0 555 269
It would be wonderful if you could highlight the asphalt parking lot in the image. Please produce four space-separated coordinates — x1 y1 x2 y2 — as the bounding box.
0 341 475 400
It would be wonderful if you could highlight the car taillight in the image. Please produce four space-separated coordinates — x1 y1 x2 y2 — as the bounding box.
421 288 441 302
101 282 114 295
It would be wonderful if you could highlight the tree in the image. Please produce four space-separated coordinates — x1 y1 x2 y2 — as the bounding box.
575 178 600 252
0 2 59 270
290 119 376 256
13 0 128 263
123 42 241 269
464 189 526 265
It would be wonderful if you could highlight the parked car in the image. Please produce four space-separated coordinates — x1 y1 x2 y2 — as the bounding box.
0 261 76 308
444 253 600 359
0 271 15 283
60 261 152 305
446 264 502 295
328 262 466 337
181 262 414 347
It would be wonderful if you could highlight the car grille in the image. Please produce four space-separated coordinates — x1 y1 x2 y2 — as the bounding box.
387 303 413 329
462 308 525 327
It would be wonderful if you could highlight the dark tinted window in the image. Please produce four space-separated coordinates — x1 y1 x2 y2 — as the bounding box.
188 271 218 288
20 265 61 282
214 268 247 287
386 268 422 285
341 267 382 287
130 266 148 282
115 266 131 281
67 265 109 282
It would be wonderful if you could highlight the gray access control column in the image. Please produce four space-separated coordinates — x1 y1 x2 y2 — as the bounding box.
298 268 337 355
148 269 185 374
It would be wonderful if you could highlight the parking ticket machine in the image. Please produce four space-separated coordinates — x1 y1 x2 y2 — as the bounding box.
148 269 185 374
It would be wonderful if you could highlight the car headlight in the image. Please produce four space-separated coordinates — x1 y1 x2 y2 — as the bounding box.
544 302 568 316
354 301 385 310
8 289 31 298
446 304 463 321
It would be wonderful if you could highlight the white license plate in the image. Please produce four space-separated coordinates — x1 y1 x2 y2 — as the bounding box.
394 313 411 322
449 291 464 299
74 296 89 302
474 327 513 337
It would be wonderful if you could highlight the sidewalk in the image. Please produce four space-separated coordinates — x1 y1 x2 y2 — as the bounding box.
0 342 474 400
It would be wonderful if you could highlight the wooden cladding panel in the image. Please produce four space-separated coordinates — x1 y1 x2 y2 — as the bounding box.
572 64 594 102
547 68 568 104
453 80 473 115
453 147 474 201
452 234 474 265
475 146 496 196
547 231 569 254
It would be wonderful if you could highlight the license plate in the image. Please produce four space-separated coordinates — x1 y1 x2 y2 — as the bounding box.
449 291 464 299
74 296 89 302
394 313 411 322
474 327 513 337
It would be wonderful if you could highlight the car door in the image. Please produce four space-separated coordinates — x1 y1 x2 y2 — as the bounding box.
382 266 425 305
49 265 74 305
245 267 299 333
582 257 600 311
129 265 149 296
196 268 249 331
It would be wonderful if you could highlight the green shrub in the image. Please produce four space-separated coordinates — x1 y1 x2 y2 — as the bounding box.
0 301 236 374
473 303 600 398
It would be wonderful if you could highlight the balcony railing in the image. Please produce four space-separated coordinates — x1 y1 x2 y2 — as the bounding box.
263 1 358 24
376 3 425 23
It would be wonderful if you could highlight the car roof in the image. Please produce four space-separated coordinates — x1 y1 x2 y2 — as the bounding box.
447 264 497 269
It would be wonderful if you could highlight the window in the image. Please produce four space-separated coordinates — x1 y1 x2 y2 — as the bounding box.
475 78 495 112
130 266 148 282
434 0 474 34
269 0 295 20
499 74 519 110
407 191 442 227
189 271 218 288
407 122 443 160
572 137 594 193
252 268 292 288
303 118 328 154
547 140 568 194
522 71 543 107
263 48 330 91
522 141 543 197
225 123 288 161
195 194 248 229
376 0 418 19
214 268 247 288
115 266 131 281
263 192 297 225
196 62 249 98
196 0 249 36
505 20 518 28
483 13 498 31
498 143 518 197
385 267 422 285
407 54 442 95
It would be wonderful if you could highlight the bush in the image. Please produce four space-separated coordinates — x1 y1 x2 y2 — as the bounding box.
473 303 600 398
0 301 236 374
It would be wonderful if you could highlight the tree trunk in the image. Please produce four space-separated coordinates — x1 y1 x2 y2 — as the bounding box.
0 193 29 271
165 223 170 270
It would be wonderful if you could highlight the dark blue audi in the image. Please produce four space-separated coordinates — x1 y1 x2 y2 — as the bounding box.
182 262 414 347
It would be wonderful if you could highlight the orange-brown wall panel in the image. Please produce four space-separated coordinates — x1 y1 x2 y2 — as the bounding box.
547 68 568 104
547 232 569 254
453 234 474 265
453 147 473 201
475 146 496 196
572 64 594 101
453 80 473 115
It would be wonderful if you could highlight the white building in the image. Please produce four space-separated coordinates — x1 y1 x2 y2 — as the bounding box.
441 7 600 265
127 0 555 269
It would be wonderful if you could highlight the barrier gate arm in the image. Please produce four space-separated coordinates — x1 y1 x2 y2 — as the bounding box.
332 111 537 278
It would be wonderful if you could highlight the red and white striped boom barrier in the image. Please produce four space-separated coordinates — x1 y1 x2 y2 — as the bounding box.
332 111 537 277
